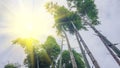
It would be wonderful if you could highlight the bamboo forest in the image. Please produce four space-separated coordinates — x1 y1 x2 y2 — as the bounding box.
0 0 120 68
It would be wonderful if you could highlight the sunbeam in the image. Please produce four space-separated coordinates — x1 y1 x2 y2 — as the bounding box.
2 0 56 39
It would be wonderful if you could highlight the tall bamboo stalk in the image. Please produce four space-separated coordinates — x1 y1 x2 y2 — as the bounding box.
62 26 78 68
83 15 120 66
71 22 100 68
75 30 91 68
83 15 120 57
101 37 120 66
59 38 64 68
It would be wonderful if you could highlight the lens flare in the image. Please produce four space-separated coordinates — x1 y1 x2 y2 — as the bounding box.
5 2 56 38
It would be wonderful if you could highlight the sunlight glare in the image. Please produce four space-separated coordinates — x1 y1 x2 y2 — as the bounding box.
6 2 56 38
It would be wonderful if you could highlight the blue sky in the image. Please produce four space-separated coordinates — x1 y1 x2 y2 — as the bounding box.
0 0 120 68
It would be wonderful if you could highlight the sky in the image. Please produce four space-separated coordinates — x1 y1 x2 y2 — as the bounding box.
0 0 120 68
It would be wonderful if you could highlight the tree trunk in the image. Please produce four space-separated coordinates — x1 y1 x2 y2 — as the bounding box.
36 52 39 68
62 26 78 68
59 38 64 68
26 42 34 68
34 48 37 68
85 19 120 58
77 31 100 68
75 31 91 68
101 37 120 66
71 22 100 68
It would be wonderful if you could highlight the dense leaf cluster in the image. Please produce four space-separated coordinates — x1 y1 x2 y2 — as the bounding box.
57 50 85 68
67 0 99 25
46 2 86 35
4 63 17 68
12 36 60 68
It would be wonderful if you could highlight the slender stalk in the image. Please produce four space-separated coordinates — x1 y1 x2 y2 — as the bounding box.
82 15 120 66
85 15 120 57
59 38 64 68
34 48 37 68
62 26 78 68
26 40 34 68
85 19 120 58
77 30 100 68
71 22 100 68
37 53 39 68
75 31 91 68
101 37 120 66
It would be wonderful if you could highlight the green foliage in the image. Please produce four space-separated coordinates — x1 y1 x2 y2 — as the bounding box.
67 0 99 25
57 50 85 68
4 63 17 68
12 38 39 54
36 48 52 67
12 36 60 68
72 50 85 68
12 38 40 68
61 50 71 68
43 36 60 60
24 47 52 68
46 2 86 35
24 55 32 67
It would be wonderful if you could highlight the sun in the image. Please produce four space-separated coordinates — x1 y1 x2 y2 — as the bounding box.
6 2 56 38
